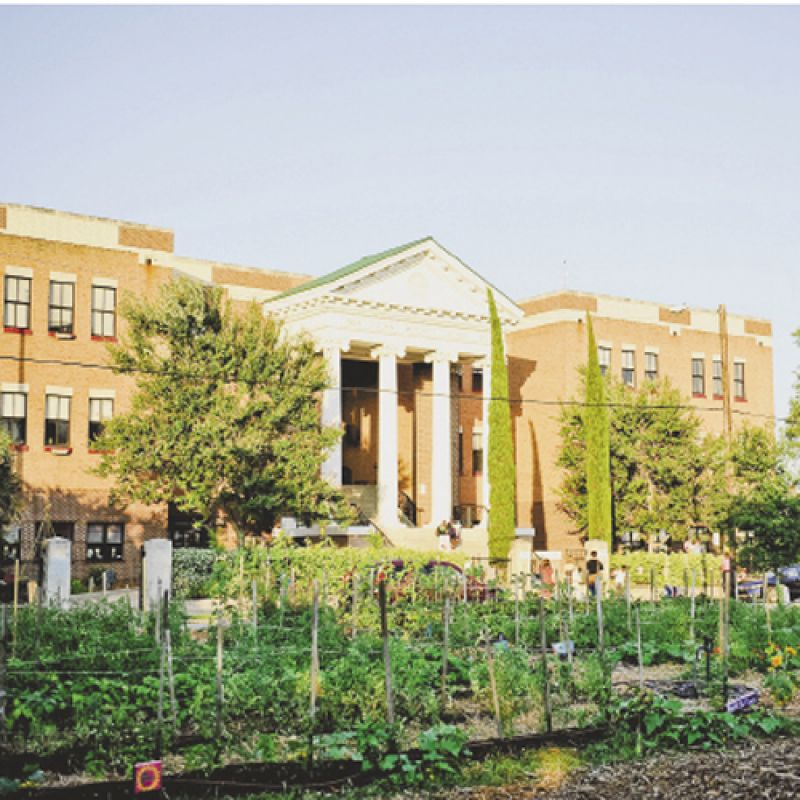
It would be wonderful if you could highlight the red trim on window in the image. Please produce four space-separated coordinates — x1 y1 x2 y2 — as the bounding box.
44 446 72 454
692 393 706 399
4 327 32 335
712 394 724 401
735 396 747 403
11 444 28 452
91 335 117 342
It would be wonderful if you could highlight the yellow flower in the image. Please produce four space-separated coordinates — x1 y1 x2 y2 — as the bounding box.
771 654 783 668
787 646 797 657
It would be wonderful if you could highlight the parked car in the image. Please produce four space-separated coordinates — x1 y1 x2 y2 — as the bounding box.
737 565 800 602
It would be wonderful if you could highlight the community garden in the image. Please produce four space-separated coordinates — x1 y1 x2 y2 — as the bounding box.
2 539 800 796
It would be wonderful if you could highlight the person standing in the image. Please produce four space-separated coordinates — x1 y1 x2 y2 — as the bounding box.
586 550 603 597
437 520 451 552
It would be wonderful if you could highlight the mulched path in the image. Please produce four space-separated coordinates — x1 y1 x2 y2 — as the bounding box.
448 737 800 799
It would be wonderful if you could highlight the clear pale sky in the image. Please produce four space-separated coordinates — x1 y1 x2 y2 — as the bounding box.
2 6 798 421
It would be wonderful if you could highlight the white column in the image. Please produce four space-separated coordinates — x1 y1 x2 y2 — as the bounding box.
321 343 346 487
426 352 455 525
374 345 404 527
479 356 491 527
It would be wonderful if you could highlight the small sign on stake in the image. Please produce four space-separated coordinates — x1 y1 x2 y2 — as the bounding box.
134 760 163 794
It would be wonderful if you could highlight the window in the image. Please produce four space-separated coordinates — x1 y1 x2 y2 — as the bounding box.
91 285 116 338
712 359 723 398
88 398 113 442
1 525 21 563
45 394 71 446
472 367 483 393
471 427 483 475
454 367 463 393
691 358 705 397
598 346 611 377
37 521 74 541
1 392 27 444
644 351 658 381
48 281 75 335
458 427 464 476
86 522 124 561
4 275 31 331
168 504 209 548
734 362 746 400
621 349 635 387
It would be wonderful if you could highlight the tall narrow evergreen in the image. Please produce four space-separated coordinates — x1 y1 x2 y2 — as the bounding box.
584 314 613 546
487 289 517 565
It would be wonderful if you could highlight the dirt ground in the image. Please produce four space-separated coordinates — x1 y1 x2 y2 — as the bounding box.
446 736 800 799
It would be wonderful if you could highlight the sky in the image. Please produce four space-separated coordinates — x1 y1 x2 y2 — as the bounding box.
1 6 799 420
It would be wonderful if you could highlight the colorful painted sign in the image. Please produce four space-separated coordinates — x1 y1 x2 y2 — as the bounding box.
134 760 163 794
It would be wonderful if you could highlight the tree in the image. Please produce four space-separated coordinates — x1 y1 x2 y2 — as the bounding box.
95 278 347 542
727 425 800 570
487 289 517 564
583 316 612 546
0 429 22 528
558 375 726 545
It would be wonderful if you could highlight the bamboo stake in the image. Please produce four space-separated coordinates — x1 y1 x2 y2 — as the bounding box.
156 636 165 757
595 575 605 655
441 593 450 708
635 606 644 689
625 571 632 631
690 569 697 643
379 581 394 724
539 597 552 733
351 572 359 639
486 642 503 739
251 578 258 635
165 629 178 733
215 621 224 741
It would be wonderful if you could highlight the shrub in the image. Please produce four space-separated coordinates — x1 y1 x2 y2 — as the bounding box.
173 547 217 598
611 552 722 588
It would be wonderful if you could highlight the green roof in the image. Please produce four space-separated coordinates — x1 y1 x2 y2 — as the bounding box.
267 236 433 302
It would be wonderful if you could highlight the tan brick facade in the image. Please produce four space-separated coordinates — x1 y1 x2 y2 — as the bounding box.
0 205 775 578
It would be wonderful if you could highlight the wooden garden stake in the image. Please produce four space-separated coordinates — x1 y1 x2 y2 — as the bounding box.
462 572 468 604
215 621 224 741
690 569 697 643
635 606 644 689
88 576 94 595
486 642 503 739
595 575 605 655
567 580 574 624
625 571 632 631
101 570 107 596
514 582 521 646
683 568 689 598
441 593 450 707
165 628 178 733
379 581 394 724
649 568 655 606
539 597 552 733
351 572 359 639
251 578 258 635
154 579 162 645
157 637 165 757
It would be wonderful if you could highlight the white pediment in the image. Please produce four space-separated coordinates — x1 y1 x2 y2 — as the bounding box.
268 238 522 326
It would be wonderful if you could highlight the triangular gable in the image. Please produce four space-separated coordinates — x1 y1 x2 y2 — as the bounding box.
267 237 522 324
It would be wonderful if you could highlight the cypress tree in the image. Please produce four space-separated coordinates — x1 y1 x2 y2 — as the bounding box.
584 314 613 546
487 289 517 565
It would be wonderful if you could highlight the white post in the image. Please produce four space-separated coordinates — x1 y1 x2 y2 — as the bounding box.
321 343 346 487
375 345 404 527
427 352 454 525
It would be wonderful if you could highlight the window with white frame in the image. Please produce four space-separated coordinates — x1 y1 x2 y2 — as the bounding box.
712 359 723 398
45 394 71 446
4 275 31 330
49 280 75 334
1 391 27 444
691 358 705 397
644 351 658 381
621 349 635 387
472 367 483 393
598 346 611 377
86 522 124 561
1 525 21 563
734 362 746 400
91 285 116 338
88 398 113 442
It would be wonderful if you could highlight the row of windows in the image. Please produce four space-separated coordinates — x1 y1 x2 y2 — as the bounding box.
454 367 483 394
3 275 117 338
598 346 746 399
692 358 746 400
0 391 113 447
1 522 124 564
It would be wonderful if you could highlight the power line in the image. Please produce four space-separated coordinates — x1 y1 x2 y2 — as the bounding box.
0 352 788 424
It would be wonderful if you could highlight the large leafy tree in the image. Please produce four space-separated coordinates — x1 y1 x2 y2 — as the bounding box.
584 316 612 545
487 289 517 564
95 278 347 541
727 425 800 570
558 376 726 544
0 429 22 528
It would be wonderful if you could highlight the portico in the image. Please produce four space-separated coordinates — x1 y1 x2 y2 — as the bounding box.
266 238 522 531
